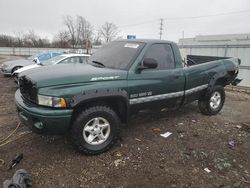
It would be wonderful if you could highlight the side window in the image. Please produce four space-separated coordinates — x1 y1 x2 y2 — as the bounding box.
80 56 88 63
60 57 72 64
60 57 81 64
52 53 61 57
38 53 51 61
143 44 175 70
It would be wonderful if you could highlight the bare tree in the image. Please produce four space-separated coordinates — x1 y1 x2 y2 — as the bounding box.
0 32 52 48
77 16 93 42
52 31 70 48
63 15 79 48
92 30 102 46
38 38 50 48
76 15 93 53
62 15 94 50
22 30 52 48
13 31 24 47
0 34 15 47
99 22 119 43
23 30 40 47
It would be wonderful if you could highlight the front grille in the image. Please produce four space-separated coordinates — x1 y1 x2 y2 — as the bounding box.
19 76 37 103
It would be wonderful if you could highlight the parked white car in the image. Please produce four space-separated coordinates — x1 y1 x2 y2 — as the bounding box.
13 54 90 82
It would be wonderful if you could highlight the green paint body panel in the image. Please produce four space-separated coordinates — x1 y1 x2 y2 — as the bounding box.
15 39 240 135
15 90 73 134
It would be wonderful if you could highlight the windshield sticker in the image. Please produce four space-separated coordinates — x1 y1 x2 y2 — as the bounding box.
124 43 139 49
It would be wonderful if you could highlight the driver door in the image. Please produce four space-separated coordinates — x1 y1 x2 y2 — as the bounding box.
128 43 185 109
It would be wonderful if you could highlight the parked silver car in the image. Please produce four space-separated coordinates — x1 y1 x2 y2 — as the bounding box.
0 52 62 75
14 53 90 83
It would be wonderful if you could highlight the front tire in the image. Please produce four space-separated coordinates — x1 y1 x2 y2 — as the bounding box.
198 85 225 115
71 105 120 155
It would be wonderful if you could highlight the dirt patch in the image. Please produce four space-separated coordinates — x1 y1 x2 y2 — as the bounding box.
0 67 249 187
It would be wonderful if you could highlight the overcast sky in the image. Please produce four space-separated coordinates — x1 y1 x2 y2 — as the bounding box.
0 0 250 42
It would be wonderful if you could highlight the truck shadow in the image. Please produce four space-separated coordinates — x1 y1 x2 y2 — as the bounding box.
35 102 201 154
128 102 200 129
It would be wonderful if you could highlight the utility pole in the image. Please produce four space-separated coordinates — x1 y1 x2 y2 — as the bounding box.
159 18 164 40
182 30 185 47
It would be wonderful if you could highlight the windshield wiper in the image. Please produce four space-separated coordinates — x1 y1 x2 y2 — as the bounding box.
90 61 105 67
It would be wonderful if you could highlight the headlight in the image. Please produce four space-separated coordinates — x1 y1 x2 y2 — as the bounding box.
1 63 7 68
37 95 67 108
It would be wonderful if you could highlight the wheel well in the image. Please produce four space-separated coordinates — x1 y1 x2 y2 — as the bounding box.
215 77 228 87
205 75 228 99
71 97 128 124
215 70 237 87
11 66 22 73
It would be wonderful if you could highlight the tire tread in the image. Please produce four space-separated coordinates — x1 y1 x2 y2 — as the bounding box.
71 105 120 155
198 85 225 115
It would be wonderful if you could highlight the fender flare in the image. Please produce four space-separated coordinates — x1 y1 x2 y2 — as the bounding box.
206 70 230 97
70 88 129 110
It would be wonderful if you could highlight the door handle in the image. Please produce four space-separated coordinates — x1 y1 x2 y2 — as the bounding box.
172 71 182 79
172 75 181 79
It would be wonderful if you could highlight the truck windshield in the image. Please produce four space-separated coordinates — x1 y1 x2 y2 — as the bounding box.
88 41 145 70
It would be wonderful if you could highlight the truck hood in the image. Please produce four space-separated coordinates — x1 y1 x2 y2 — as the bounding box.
21 63 128 87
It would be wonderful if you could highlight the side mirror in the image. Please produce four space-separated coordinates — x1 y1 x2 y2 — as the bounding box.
33 57 41 65
138 58 158 71
33 58 37 63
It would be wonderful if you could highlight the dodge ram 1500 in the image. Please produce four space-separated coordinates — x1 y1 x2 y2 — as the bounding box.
15 39 241 154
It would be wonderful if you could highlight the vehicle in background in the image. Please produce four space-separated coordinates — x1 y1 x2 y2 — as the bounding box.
13 54 90 82
15 39 241 155
0 52 62 75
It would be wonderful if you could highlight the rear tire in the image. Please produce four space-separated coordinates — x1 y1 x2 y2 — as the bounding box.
198 85 225 115
71 105 120 155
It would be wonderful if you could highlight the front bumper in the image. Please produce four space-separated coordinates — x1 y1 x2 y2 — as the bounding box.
15 89 73 135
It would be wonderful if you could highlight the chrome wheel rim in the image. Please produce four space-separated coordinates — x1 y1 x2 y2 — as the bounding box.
209 91 221 110
83 117 111 145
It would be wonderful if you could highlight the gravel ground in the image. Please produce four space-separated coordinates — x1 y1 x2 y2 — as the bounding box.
0 56 250 188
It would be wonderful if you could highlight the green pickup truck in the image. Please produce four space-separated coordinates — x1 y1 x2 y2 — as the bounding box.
15 39 241 154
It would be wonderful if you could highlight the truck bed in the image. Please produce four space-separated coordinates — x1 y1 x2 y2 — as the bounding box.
187 55 229 66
